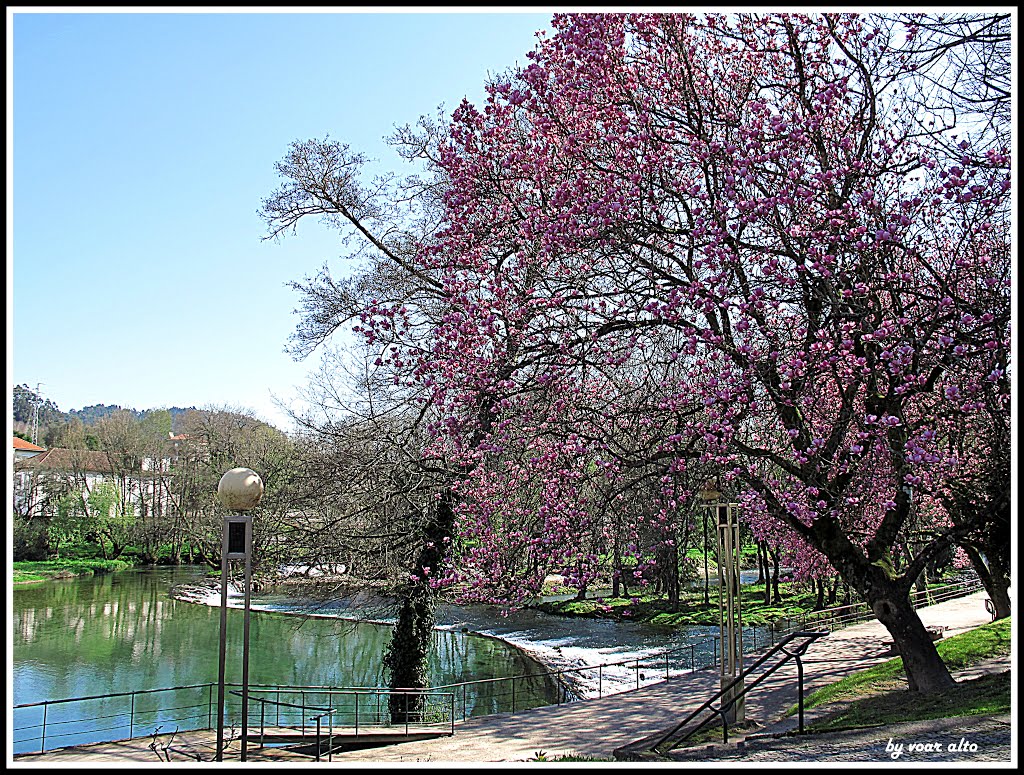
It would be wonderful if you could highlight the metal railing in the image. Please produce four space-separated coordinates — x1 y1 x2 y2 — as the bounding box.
424 574 985 719
649 630 829 753
13 682 454 756
431 637 717 721
14 683 216 755
13 574 984 755
795 575 983 633
236 687 455 761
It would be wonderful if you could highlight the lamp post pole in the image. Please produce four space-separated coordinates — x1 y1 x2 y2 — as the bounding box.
215 518 230 761
702 479 744 725
215 468 264 762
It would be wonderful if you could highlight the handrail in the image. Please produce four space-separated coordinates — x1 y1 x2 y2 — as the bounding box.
429 637 707 703
428 576 983 717
13 574 984 755
648 630 828 753
13 681 218 709
230 689 332 715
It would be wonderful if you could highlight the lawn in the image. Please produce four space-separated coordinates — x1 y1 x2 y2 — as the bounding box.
798 617 1011 731
13 558 132 583
808 672 1010 732
535 582 820 627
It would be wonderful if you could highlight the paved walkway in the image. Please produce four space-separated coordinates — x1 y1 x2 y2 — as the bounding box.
13 591 1008 764
659 712 1012 763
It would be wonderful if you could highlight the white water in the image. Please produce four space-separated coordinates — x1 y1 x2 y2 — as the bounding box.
173 579 740 700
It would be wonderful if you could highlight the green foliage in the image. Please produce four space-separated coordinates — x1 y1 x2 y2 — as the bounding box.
13 383 65 426
67 403 139 425
383 595 435 721
89 480 134 531
535 583 818 627
48 492 91 554
13 558 132 583
139 408 173 440
12 515 49 561
120 542 197 565
45 482 137 559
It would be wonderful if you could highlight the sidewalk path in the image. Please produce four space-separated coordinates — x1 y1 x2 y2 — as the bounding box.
13 591 1005 763
658 712 1011 763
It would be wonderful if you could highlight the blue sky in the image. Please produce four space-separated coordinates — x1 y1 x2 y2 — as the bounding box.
8 9 553 431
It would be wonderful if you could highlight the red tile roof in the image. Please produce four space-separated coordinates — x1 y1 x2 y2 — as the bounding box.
13 436 45 452
15 447 116 474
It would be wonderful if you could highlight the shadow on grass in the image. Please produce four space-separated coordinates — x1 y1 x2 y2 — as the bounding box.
808 671 1010 733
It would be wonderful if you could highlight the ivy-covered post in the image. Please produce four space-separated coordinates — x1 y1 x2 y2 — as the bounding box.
383 491 456 724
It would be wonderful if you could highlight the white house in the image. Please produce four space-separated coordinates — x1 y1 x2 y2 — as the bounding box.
13 445 172 520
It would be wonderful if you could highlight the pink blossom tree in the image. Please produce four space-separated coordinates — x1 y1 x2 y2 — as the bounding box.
266 12 1010 696
406 12 1009 692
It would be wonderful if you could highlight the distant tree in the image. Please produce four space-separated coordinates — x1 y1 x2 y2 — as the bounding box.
12 384 65 438
67 403 143 426
48 491 92 559
84 480 136 560
171 407 298 574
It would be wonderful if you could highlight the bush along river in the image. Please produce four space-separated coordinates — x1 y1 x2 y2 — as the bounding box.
12 565 777 754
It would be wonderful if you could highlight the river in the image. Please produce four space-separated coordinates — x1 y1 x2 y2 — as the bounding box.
11 566 556 753
12 565 754 754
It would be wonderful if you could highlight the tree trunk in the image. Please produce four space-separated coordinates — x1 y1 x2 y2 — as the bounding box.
755 540 766 584
964 544 1011 619
383 490 456 723
762 542 773 606
913 567 930 607
666 542 680 612
383 595 434 722
871 590 955 692
828 576 840 605
814 578 825 610
770 548 781 604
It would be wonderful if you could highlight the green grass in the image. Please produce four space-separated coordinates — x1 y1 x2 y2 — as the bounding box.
807 672 1010 732
13 558 132 583
534 582 819 628
793 618 1011 731
800 617 1011 711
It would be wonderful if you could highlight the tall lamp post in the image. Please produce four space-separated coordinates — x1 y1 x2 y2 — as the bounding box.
701 478 744 725
215 467 264 762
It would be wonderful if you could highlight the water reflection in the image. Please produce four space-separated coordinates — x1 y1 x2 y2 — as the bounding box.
13 567 558 707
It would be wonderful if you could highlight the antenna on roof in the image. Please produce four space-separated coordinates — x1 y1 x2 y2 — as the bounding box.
31 383 45 446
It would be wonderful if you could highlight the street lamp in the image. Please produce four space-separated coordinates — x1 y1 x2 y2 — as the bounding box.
215 467 264 762
700 477 744 725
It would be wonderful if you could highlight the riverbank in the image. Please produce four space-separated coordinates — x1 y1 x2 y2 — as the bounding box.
532 581 823 627
168 578 706 700
22 591 998 762
13 558 133 584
